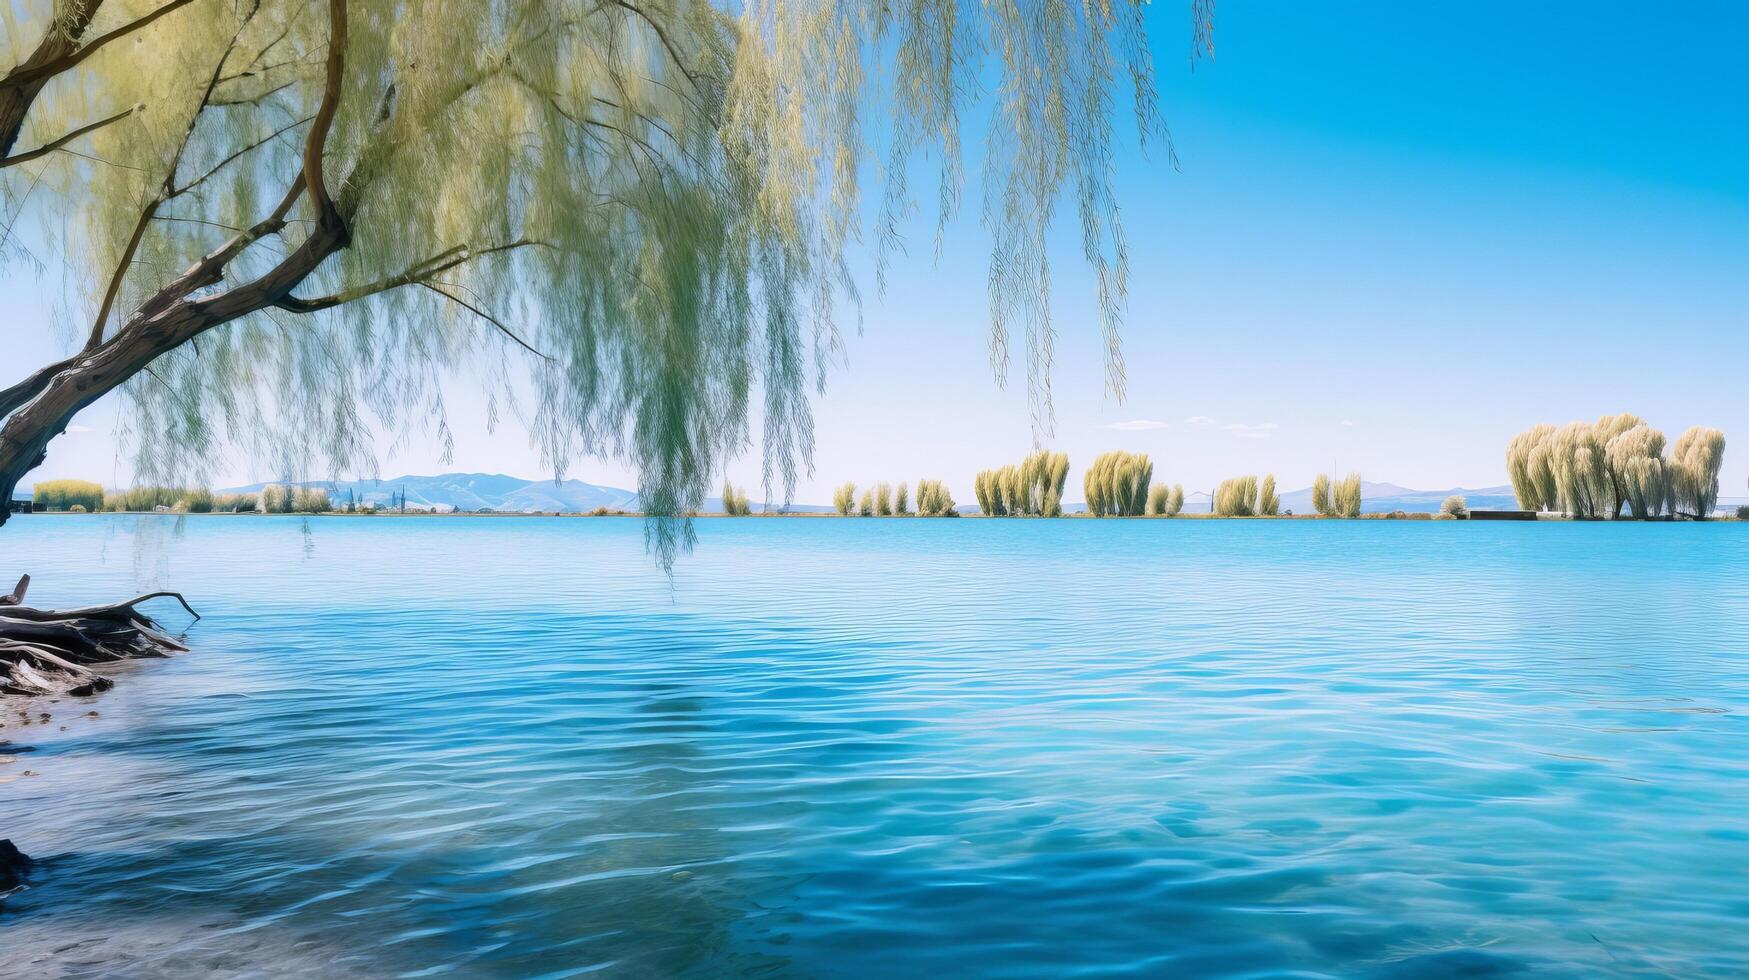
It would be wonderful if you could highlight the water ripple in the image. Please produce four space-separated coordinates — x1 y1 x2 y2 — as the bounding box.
2 515 1747 977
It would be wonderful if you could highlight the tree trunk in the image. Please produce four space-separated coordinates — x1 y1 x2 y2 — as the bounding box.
0 2 105 158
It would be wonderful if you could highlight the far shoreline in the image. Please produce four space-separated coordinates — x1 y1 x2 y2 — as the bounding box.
12 510 1743 522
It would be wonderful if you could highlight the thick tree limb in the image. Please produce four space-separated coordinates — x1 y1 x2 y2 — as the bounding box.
2 0 203 90
0 0 106 159
0 356 78 420
0 0 353 522
303 0 349 233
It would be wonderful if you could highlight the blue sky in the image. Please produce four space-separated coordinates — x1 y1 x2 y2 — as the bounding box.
11 1 1748 502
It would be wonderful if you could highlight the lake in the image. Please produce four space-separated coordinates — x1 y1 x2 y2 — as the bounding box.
2 515 1746 977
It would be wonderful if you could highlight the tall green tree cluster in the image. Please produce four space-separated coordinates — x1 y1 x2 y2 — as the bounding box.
975 450 1070 516
1506 415 1725 518
1082 451 1150 516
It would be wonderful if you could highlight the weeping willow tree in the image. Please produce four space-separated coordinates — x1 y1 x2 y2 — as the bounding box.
720 480 751 515
1505 416 1722 518
1 0 1205 542
873 481 892 516
1145 481 1182 516
1083 450 1149 516
1603 424 1667 519
832 482 855 516
893 481 908 516
1327 472 1362 518
1256 474 1278 516
913 478 954 516
1212 474 1256 517
1669 426 1726 519
974 449 1069 516
1 0 1208 692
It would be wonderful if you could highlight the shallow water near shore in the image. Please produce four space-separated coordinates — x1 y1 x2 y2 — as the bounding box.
2 514 1747 977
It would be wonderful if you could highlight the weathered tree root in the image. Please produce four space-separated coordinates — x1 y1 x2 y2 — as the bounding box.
0 575 199 698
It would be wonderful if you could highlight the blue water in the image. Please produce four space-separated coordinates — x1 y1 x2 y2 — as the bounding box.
2 515 1747 977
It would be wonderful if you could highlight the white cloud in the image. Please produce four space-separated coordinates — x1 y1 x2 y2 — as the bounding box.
1222 422 1279 439
65 424 95 434
1341 420 1355 427
1102 419 1169 431
1186 415 1277 438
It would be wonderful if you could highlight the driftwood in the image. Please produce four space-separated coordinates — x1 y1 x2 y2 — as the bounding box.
0 581 198 697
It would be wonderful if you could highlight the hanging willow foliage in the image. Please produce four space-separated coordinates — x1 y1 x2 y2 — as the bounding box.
0 0 1211 565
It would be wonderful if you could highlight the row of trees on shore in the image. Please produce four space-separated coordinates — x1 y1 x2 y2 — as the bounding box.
830 480 958 517
1506 415 1725 519
32 481 340 514
1213 475 1279 516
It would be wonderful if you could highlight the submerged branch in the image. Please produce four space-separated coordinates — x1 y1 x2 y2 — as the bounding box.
0 582 199 698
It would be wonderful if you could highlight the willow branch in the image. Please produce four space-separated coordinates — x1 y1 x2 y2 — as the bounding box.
275 239 543 312
0 105 137 168
419 281 551 361
173 114 314 196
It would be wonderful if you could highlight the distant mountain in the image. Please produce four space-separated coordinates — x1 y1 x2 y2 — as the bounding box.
217 472 832 514
1277 481 1519 515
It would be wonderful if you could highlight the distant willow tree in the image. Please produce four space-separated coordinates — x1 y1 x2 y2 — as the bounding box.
0 0 1211 566
913 479 955 517
1083 450 1150 516
974 450 1069 517
1256 474 1279 516
1310 472 1360 517
1332 473 1362 518
1145 482 1182 516
1311 473 1331 516
1212 474 1257 516
1505 415 1724 518
720 481 751 516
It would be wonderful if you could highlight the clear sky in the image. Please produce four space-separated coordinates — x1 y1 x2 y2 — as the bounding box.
9 1 1748 502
